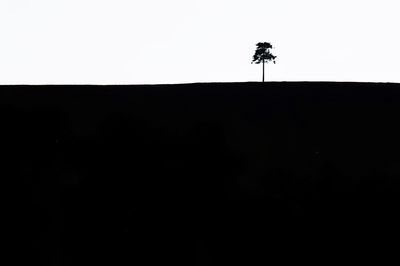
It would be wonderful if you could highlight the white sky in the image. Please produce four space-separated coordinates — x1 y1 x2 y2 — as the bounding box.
0 0 399 84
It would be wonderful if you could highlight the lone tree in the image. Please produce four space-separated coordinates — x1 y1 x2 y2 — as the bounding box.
252 42 276 82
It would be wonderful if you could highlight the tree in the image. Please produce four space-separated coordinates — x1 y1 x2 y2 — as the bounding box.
252 42 277 82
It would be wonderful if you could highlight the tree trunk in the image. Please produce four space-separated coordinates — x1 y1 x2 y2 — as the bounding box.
262 59 265 83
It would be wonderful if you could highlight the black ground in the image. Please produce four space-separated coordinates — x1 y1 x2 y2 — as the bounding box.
5 82 400 265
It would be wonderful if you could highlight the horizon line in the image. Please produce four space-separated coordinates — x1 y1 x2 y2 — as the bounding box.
0 81 399 86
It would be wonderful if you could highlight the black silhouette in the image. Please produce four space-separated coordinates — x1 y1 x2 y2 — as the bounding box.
4 82 400 265
252 42 277 82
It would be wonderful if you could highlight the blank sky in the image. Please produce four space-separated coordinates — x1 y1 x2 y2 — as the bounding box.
0 0 399 84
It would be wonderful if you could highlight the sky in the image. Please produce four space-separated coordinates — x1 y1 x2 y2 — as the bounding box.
0 0 399 84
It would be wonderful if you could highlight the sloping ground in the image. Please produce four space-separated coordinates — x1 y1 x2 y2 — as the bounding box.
3 82 400 265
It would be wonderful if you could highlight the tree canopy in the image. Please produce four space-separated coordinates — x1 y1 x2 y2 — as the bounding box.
252 42 276 64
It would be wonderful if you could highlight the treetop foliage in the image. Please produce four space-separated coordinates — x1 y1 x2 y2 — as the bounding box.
252 42 277 64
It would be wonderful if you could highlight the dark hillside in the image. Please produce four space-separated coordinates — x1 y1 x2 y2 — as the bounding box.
4 82 400 265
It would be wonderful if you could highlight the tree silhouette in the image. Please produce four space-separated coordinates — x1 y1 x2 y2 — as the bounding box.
252 42 277 82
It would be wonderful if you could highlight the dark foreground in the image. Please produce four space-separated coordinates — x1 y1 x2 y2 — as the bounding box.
4 82 400 265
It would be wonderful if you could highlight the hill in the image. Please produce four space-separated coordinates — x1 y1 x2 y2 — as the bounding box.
3 82 400 265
